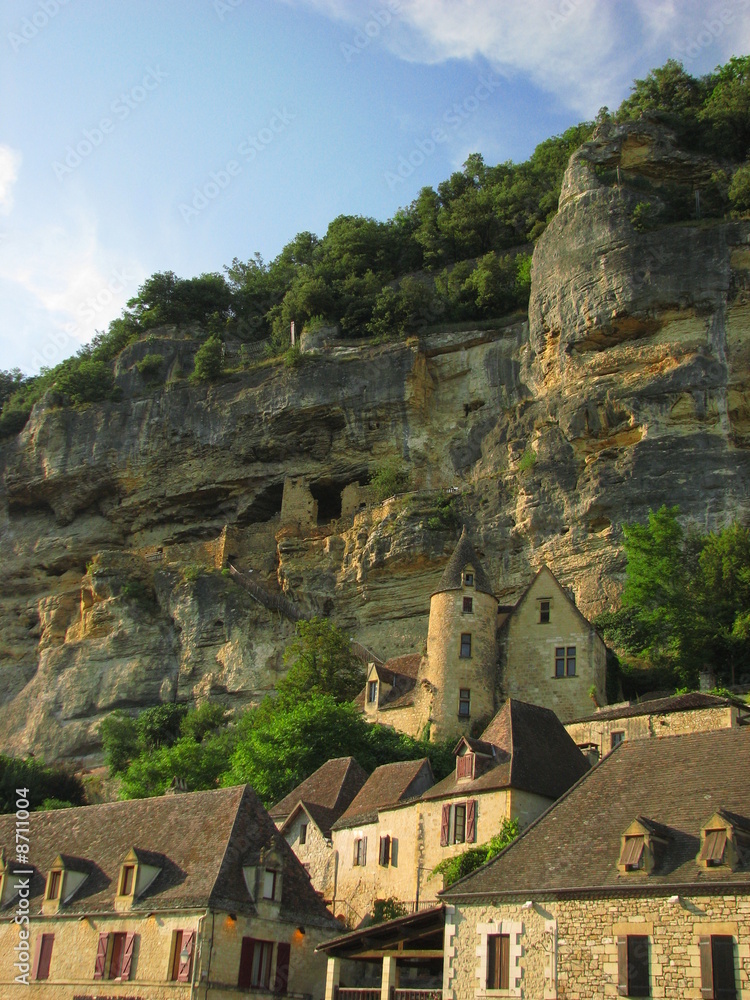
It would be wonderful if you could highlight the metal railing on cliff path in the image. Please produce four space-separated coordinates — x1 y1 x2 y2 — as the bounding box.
227 564 383 665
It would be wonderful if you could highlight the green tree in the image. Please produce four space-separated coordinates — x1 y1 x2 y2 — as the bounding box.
100 711 141 774
118 730 235 799
729 163 750 212
136 704 189 752
278 618 364 706
55 358 115 404
0 756 85 814
191 335 224 381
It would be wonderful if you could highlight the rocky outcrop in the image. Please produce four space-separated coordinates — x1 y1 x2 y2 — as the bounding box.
1 120 749 761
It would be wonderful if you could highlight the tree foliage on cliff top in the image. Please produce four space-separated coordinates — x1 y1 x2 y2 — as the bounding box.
4 57 749 439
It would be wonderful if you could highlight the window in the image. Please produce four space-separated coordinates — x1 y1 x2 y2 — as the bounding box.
539 599 551 624
618 935 650 997
262 868 278 900
46 869 62 900
621 836 645 871
379 835 391 867
353 837 367 866
554 646 576 677
33 934 54 981
463 596 473 614
94 931 136 981
170 930 195 983
486 934 510 990
299 822 308 845
699 830 727 866
463 572 474 587
238 937 273 990
454 804 466 844
456 753 473 779
699 935 736 1000
611 731 625 750
460 633 472 658
459 688 471 717
367 680 378 704
120 864 135 896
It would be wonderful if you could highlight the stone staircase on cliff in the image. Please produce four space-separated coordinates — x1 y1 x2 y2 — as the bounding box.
227 564 383 667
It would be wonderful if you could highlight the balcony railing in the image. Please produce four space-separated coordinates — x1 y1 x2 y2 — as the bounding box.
334 988 381 1000
392 990 442 1000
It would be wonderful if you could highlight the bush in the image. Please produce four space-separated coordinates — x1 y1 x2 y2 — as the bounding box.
518 449 537 473
372 898 407 924
191 336 224 382
630 201 660 232
135 353 165 384
729 163 750 212
55 359 115 405
370 460 410 502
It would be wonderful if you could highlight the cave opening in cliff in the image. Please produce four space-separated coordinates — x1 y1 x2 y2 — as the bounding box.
239 482 285 524
310 479 343 524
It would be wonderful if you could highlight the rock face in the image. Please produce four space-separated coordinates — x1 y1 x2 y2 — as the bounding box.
1 120 749 761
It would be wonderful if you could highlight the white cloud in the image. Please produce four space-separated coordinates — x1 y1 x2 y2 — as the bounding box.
0 146 21 215
284 0 749 113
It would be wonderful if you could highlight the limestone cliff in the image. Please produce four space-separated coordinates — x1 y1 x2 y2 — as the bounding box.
1 120 748 761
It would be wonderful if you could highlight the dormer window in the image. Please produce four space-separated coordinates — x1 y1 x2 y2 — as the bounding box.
262 869 278 900
120 864 135 896
43 856 89 914
618 818 668 875
456 753 474 779
367 680 378 704
697 810 750 871
463 571 474 587
115 849 162 910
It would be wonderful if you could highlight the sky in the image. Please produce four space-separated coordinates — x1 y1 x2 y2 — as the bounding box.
0 0 748 374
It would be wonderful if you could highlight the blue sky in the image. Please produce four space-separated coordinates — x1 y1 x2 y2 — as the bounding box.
0 0 748 373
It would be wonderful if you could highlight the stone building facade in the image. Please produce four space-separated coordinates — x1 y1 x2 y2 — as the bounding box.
0 785 338 998
443 727 750 999
565 691 750 760
358 531 608 739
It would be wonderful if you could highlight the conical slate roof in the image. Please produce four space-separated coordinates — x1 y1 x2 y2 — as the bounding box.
432 526 495 597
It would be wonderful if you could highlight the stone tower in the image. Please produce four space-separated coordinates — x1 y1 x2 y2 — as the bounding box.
422 527 498 741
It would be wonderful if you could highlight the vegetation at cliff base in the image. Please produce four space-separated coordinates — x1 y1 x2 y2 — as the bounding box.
595 507 750 692
0 755 86 814
102 617 455 804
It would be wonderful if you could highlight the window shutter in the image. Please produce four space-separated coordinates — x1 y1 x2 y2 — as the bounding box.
120 932 136 981
31 935 44 981
177 930 195 983
94 933 109 980
440 804 450 846
617 936 628 996
274 941 291 994
466 800 476 843
379 835 391 866
353 840 359 866
362 837 367 866
238 938 255 989
499 934 510 990
711 936 735 998
699 938 714 999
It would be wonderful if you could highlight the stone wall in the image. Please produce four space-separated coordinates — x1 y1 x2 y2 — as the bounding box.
501 569 607 722
281 809 337 902
280 476 318 530
448 892 750 999
565 704 739 757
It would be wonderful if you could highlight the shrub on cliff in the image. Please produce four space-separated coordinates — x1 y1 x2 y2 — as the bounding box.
55 358 116 405
191 335 224 381
729 163 750 212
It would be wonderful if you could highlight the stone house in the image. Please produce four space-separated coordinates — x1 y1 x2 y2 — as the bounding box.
565 690 750 761
330 759 435 927
270 756 369 905
0 784 338 998
441 726 750 999
358 530 607 741
327 700 588 922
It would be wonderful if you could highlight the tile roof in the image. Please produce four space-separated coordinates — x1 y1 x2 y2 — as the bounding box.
0 785 337 926
269 756 369 837
422 700 589 802
568 691 747 724
354 655 422 713
433 527 495 597
442 727 750 899
332 759 435 829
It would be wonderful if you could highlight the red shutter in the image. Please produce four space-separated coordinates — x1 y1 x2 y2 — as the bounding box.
699 937 714 999
120 932 136 981
238 938 255 989
466 800 476 843
362 837 367 866
499 935 510 991
177 929 195 982
94 933 109 980
274 941 291 994
440 804 450 846
31 935 44 980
